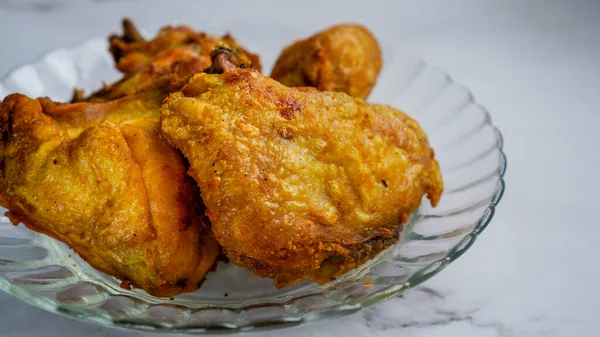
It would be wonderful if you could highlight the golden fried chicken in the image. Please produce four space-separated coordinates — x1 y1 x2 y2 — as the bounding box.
80 19 261 102
0 79 219 297
160 69 443 287
271 24 382 99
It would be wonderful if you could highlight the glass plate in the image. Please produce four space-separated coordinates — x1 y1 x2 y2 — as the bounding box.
0 36 506 334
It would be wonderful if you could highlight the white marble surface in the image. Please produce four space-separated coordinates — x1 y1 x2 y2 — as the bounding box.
0 0 599 336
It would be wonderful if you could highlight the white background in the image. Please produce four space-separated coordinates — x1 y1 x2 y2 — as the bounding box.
0 0 598 336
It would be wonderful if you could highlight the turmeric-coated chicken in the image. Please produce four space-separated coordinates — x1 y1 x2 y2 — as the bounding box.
79 19 261 102
160 69 443 287
0 78 219 297
271 24 382 99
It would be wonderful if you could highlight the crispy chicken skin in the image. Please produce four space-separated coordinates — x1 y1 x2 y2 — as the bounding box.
80 19 261 102
0 83 219 297
161 69 443 287
271 24 382 99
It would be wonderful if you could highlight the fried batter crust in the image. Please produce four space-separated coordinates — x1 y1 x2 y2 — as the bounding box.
271 24 382 99
161 70 442 287
82 19 261 102
0 86 219 297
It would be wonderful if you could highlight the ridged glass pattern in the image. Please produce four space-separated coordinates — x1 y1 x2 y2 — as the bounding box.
0 38 506 333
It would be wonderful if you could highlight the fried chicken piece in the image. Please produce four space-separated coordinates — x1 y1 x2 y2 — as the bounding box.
271 24 382 99
160 69 443 287
0 80 219 297
80 19 261 102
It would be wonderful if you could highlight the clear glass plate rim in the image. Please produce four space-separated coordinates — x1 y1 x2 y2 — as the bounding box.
0 36 507 334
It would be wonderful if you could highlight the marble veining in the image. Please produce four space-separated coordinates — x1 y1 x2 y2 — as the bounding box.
359 288 512 336
1 1 599 336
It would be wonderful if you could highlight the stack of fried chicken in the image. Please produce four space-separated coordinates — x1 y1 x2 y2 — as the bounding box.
0 20 443 297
